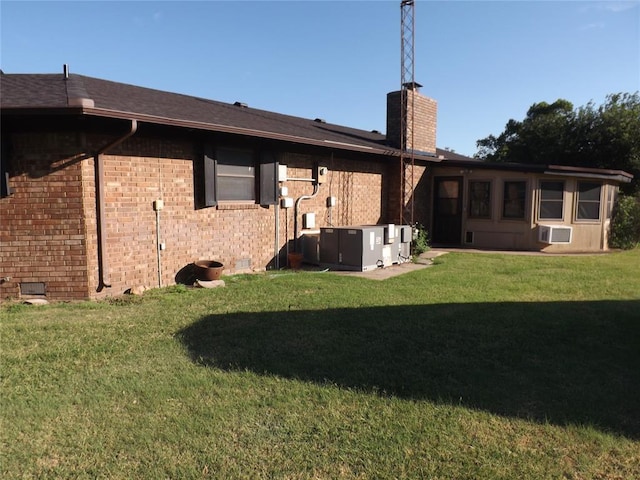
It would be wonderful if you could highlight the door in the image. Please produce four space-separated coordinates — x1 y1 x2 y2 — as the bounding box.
432 177 463 244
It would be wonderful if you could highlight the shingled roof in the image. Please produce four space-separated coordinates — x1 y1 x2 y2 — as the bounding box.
2 72 446 159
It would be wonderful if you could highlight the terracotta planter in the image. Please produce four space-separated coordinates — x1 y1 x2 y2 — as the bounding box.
287 252 304 270
194 260 224 281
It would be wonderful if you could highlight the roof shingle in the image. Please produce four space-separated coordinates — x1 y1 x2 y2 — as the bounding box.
2 72 408 156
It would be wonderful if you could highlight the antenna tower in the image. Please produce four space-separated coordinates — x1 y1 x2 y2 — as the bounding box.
400 0 415 225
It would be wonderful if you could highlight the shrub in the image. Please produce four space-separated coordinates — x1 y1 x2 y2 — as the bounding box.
610 194 640 249
412 223 430 257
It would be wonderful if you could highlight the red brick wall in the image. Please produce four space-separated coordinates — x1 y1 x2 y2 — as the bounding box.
386 89 438 154
84 139 393 299
0 132 90 301
1 129 407 301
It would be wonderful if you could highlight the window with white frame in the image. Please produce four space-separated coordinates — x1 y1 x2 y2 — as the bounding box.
576 182 602 220
538 180 564 220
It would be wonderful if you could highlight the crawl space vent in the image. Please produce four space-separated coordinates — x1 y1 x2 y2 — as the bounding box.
20 282 46 296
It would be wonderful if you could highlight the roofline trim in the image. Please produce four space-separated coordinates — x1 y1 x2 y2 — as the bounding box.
82 107 408 157
437 158 633 181
546 164 633 180
1 105 445 161
543 170 632 183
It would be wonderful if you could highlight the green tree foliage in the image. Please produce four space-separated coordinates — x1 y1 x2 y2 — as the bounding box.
610 195 640 250
476 93 640 194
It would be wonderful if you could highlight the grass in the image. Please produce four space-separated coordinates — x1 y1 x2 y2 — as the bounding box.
2 250 640 479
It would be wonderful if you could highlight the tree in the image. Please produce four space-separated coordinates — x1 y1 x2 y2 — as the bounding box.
475 93 640 193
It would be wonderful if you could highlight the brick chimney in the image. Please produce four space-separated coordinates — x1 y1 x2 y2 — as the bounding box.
386 82 437 155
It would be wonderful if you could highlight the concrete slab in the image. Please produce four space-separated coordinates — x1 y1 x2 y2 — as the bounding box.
332 250 449 280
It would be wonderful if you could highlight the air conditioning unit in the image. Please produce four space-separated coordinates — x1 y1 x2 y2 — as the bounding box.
538 225 572 244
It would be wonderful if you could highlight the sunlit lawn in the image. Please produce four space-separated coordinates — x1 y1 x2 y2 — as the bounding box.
2 250 639 479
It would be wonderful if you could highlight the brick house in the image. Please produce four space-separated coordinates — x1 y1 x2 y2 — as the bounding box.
0 70 632 301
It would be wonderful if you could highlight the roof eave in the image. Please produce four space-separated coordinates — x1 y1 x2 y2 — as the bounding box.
438 158 633 182
81 107 406 158
2 104 443 162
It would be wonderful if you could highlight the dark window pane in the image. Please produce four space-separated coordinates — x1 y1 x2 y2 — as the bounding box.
539 181 564 219
540 202 563 219
503 181 526 219
540 181 563 200
438 180 459 199
578 182 601 201
468 181 491 218
578 202 600 220
577 182 601 220
217 176 255 201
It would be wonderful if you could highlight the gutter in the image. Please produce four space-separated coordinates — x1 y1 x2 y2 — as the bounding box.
94 119 138 291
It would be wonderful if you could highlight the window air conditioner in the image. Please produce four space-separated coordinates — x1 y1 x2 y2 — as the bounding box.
538 225 572 244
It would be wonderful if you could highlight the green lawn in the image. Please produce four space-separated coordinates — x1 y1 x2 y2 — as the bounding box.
2 251 639 479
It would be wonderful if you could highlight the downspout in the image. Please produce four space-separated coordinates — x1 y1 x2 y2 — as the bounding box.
274 201 280 269
94 120 138 291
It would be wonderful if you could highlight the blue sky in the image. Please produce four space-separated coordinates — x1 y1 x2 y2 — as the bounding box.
1 0 638 156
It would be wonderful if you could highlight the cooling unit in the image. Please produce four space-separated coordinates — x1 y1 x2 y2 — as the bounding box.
538 225 572 244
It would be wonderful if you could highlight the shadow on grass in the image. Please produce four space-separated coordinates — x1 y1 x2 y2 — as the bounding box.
177 300 640 439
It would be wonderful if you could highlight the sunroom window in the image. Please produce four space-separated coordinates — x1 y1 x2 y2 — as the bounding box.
576 182 601 220
538 181 564 220
502 181 526 219
468 181 491 218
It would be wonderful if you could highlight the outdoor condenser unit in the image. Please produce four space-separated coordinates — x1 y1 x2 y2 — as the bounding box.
319 226 384 271
399 225 412 260
538 225 572 244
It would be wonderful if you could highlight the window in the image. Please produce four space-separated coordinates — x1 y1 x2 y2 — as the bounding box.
202 145 256 206
437 179 460 215
502 181 526 219
216 147 255 202
201 145 279 208
576 182 601 220
538 181 564 220
468 181 491 218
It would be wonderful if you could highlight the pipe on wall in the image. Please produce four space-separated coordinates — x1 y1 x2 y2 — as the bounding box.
293 182 319 252
274 201 280 269
94 120 138 291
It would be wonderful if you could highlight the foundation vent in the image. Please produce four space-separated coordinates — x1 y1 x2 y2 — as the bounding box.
20 282 46 297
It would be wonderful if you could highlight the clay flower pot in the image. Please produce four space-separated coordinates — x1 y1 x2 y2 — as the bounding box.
287 252 304 270
194 260 224 281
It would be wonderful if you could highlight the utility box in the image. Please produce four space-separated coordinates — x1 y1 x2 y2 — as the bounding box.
278 164 288 182
315 165 328 184
302 212 316 229
320 225 384 271
383 223 396 244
